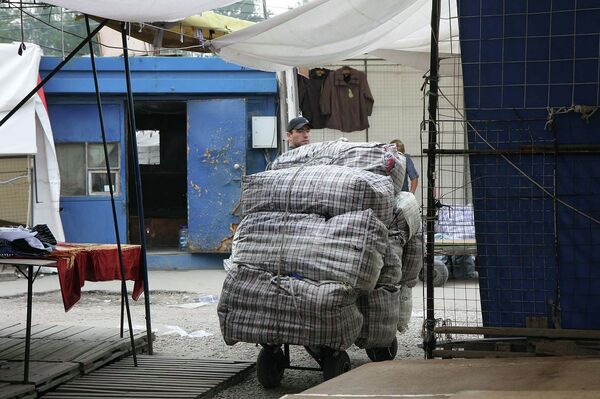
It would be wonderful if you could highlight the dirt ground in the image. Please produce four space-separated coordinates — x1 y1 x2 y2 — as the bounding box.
0 277 432 399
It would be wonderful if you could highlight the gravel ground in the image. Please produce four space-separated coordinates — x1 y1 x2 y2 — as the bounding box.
0 283 428 398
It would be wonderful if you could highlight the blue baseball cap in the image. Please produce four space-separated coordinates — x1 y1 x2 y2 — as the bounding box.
287 116 310 132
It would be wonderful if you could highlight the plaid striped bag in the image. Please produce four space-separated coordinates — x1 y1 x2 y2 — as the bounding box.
397 285 413 333
389 192 421 242
402 233 424 288
242 165 394 225
218 265 362 351
271 140 406 194
377 233 403 285
232 209 387 291
355 284 401 348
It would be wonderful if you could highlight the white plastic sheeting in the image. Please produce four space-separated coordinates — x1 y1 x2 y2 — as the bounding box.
33 95 65 242
0 43 65 242
42 0 239 23
211 0 459 72
0 43 41 154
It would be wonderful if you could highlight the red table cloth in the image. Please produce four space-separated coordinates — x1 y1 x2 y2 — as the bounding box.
45 243 144 311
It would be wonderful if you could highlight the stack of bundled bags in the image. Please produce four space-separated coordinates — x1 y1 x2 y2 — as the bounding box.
218 140 423 351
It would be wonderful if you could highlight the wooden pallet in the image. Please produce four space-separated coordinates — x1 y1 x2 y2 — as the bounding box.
42 355 255 399
0 323 152 397
0 383 36 399
433 326 600 358
0 361 79 393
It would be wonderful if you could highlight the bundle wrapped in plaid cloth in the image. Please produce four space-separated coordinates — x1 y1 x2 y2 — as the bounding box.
397 284 413 333
218 265 362 351
232 209 387 291
242 165 394 225
377 234 403 285
355 284 401 348
389 192 421 242
401 233 424 288
270 140 406 194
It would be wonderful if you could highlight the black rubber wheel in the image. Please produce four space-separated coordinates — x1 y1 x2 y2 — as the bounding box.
256 346 285 389
322 350 351 380
419 260 449 287
365 336 398 362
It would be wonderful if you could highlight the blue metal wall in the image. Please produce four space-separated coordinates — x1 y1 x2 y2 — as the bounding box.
459 0 600 329
41 56 278 255
48 101 127 244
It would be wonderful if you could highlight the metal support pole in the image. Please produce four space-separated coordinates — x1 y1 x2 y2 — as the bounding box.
0 20 107 128
24 265 33 383
85 16 138 366
121 22 154 355
424 0 441 359
261 0 268 19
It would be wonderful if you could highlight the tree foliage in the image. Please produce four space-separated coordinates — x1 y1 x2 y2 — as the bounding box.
213 0 269 22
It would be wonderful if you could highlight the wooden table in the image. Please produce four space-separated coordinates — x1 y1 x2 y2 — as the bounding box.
433 239 477 256
0 258 57 384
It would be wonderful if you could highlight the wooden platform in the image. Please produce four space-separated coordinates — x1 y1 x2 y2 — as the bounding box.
285 356 600 399
0 382 36 399
0 323 150 398
42 355 255 399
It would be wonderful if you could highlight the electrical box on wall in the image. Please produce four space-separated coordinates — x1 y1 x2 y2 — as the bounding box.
251 116 277 148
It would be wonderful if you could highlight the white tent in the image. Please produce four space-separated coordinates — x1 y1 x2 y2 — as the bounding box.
42 0 458 72
210 0 459 72
0 43 65 242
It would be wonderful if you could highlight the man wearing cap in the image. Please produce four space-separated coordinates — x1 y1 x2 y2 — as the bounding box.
286 116 311 150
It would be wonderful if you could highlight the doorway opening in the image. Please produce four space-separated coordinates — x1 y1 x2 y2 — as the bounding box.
128 101 187 251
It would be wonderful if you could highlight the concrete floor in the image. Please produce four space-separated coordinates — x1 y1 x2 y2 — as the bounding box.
0 269 227 297
283 356 600 399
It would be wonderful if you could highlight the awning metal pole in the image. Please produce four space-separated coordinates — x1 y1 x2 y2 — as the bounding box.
121 22 154 355
85 15 138 366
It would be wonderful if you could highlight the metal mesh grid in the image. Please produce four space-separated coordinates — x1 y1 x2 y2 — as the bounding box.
0 156 31 226
424 0 600 351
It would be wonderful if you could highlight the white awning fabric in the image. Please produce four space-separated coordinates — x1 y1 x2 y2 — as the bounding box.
211 0 459 72
43 0 239 23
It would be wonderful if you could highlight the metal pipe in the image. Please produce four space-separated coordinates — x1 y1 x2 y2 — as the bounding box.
85 15 138 365
121 22 154 355
24 265 33 383
424 0 441 360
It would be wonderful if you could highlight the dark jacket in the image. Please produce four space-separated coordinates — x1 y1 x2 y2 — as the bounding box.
319 67 374 133
298 68 331 129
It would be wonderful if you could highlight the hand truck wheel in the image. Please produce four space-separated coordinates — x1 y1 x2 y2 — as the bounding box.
257 345 286 388
322 350 351 380
365 336 398 362
419 260 449 287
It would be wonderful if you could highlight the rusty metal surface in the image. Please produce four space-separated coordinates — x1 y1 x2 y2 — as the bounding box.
186 99 246 253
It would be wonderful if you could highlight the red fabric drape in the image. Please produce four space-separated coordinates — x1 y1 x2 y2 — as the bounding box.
46 243 144 311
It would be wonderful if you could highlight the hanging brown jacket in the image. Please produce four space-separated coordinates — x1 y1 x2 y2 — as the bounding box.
319 67 374 132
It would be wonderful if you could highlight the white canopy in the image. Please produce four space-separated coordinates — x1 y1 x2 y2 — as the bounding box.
211 0 459 72
43 0 238 23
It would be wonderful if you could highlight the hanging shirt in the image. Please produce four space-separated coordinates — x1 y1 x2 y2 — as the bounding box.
297 68 331 129
319 67 374 133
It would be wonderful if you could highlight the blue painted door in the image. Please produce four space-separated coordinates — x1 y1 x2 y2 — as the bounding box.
49 102 127 244
187 99 246 252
